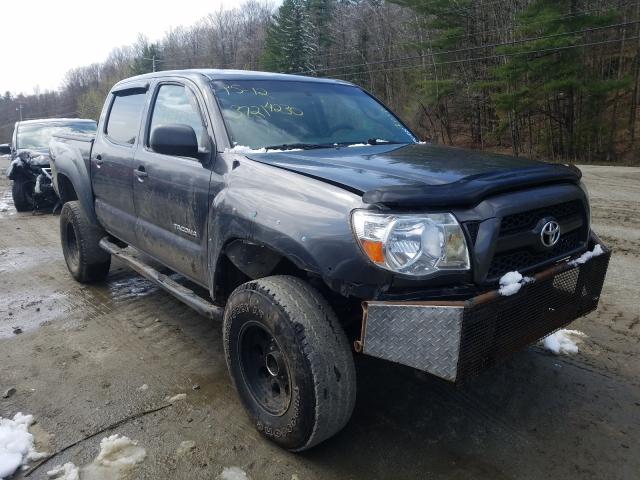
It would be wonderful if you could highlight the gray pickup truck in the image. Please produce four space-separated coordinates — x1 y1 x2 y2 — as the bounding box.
49 69 610 451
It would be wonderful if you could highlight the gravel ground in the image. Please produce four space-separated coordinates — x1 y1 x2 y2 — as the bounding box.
0 159 638 480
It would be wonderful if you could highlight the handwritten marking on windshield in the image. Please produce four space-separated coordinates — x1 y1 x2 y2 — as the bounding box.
219 84 269 96
231 102 304 118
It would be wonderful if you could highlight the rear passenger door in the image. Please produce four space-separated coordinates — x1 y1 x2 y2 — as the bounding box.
133 81 214 285
92 86 147 245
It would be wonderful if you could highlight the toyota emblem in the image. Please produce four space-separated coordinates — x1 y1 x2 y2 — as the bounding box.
540 220 561 247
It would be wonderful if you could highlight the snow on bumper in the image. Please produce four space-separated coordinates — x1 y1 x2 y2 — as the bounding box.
355 240 611 382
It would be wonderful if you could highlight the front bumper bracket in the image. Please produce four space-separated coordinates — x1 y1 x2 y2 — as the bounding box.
355 242 611 382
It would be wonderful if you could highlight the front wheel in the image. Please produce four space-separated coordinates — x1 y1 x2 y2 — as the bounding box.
60 201 111 283
223 275 357 451
12 179 35 212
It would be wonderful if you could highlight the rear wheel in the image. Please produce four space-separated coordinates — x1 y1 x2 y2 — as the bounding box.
223 275 356 451
60 201 111 282
12 179 35 212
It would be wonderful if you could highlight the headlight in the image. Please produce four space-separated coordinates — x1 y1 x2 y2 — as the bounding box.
351 210 470 276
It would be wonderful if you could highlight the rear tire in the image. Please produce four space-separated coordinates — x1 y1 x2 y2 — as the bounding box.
60 201 111 283
223 275 357 451
12 179 35 212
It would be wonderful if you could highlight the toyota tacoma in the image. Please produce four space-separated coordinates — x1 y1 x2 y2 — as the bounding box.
48 69 610 451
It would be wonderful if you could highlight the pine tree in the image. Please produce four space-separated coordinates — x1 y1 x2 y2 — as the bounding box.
263 0 318 74
390 0 475 145
308 0 335 65
492 0 626 160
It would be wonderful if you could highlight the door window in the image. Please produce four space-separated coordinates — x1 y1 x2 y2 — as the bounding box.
149 84 209 155
105 91 146 145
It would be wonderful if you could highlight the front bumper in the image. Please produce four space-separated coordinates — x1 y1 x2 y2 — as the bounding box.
355 239 611 382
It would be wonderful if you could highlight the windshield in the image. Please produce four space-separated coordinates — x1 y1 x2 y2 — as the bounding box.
212 80 416 149
16 121 97 150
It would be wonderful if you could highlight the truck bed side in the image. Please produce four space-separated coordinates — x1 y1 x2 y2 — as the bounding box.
49 133 99 223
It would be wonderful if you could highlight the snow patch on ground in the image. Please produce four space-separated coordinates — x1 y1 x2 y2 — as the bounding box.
47 463 80 480
48 434 145 480
541 329 587 355
0 192 14 216
0 413 47 479
94 434 146 468
498 271 534 296
166 393 187 403
569 244 604 267
220 466 250 480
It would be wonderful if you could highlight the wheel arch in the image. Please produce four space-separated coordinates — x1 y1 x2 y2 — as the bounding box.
57 173 78 203
212 238 314 304
50 139 99 225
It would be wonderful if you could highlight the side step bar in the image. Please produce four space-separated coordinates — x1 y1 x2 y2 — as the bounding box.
99 238 223 319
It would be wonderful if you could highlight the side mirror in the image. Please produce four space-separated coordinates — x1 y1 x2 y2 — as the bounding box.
150 124 198 158
0 144 10 155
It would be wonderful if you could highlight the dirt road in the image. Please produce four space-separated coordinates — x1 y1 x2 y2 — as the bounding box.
1 160 638 480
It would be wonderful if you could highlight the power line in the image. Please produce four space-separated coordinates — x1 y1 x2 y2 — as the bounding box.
295 21 639 76
323 36 638 80
156 18 638 74
411 0 635 17
158 56 258 70
312 0 640 61
151 2 640 71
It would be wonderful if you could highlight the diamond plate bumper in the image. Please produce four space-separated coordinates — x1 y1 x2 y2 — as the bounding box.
356 241 611 382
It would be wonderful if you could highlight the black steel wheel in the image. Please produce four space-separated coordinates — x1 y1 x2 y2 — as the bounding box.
223 275 356 451
60 201 111 283
239 321 292 416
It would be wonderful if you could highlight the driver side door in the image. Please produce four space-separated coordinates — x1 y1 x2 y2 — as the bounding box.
133 81 214 286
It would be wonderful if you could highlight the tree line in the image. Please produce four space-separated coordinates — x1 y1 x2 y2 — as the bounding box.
1 0 637 164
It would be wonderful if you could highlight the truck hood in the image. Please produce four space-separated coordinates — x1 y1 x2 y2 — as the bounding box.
244 143 582 208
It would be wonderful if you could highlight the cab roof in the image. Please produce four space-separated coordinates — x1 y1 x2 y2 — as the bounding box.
114 69 355 89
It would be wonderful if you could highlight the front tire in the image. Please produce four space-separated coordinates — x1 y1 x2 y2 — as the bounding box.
223 275 356 451
60 201 111 282
12 179 35 212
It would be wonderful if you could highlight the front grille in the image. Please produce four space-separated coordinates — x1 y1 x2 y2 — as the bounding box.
457 248 610 380
485 200 588 281
487 230 583 279
499 200 583 236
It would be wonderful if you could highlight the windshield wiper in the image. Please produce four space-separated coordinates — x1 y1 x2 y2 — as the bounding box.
365 139 405 145
264 143 335 151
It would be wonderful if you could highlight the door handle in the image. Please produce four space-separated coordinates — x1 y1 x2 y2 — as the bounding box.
95 155 103 167
134 167 148 182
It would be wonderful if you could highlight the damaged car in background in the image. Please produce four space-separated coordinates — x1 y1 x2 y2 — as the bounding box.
1 118 96 211
49 70 610 451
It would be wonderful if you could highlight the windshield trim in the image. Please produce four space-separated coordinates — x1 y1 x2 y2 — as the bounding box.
210 79 418 151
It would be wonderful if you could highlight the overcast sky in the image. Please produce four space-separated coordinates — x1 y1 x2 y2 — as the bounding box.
1 0 239 95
